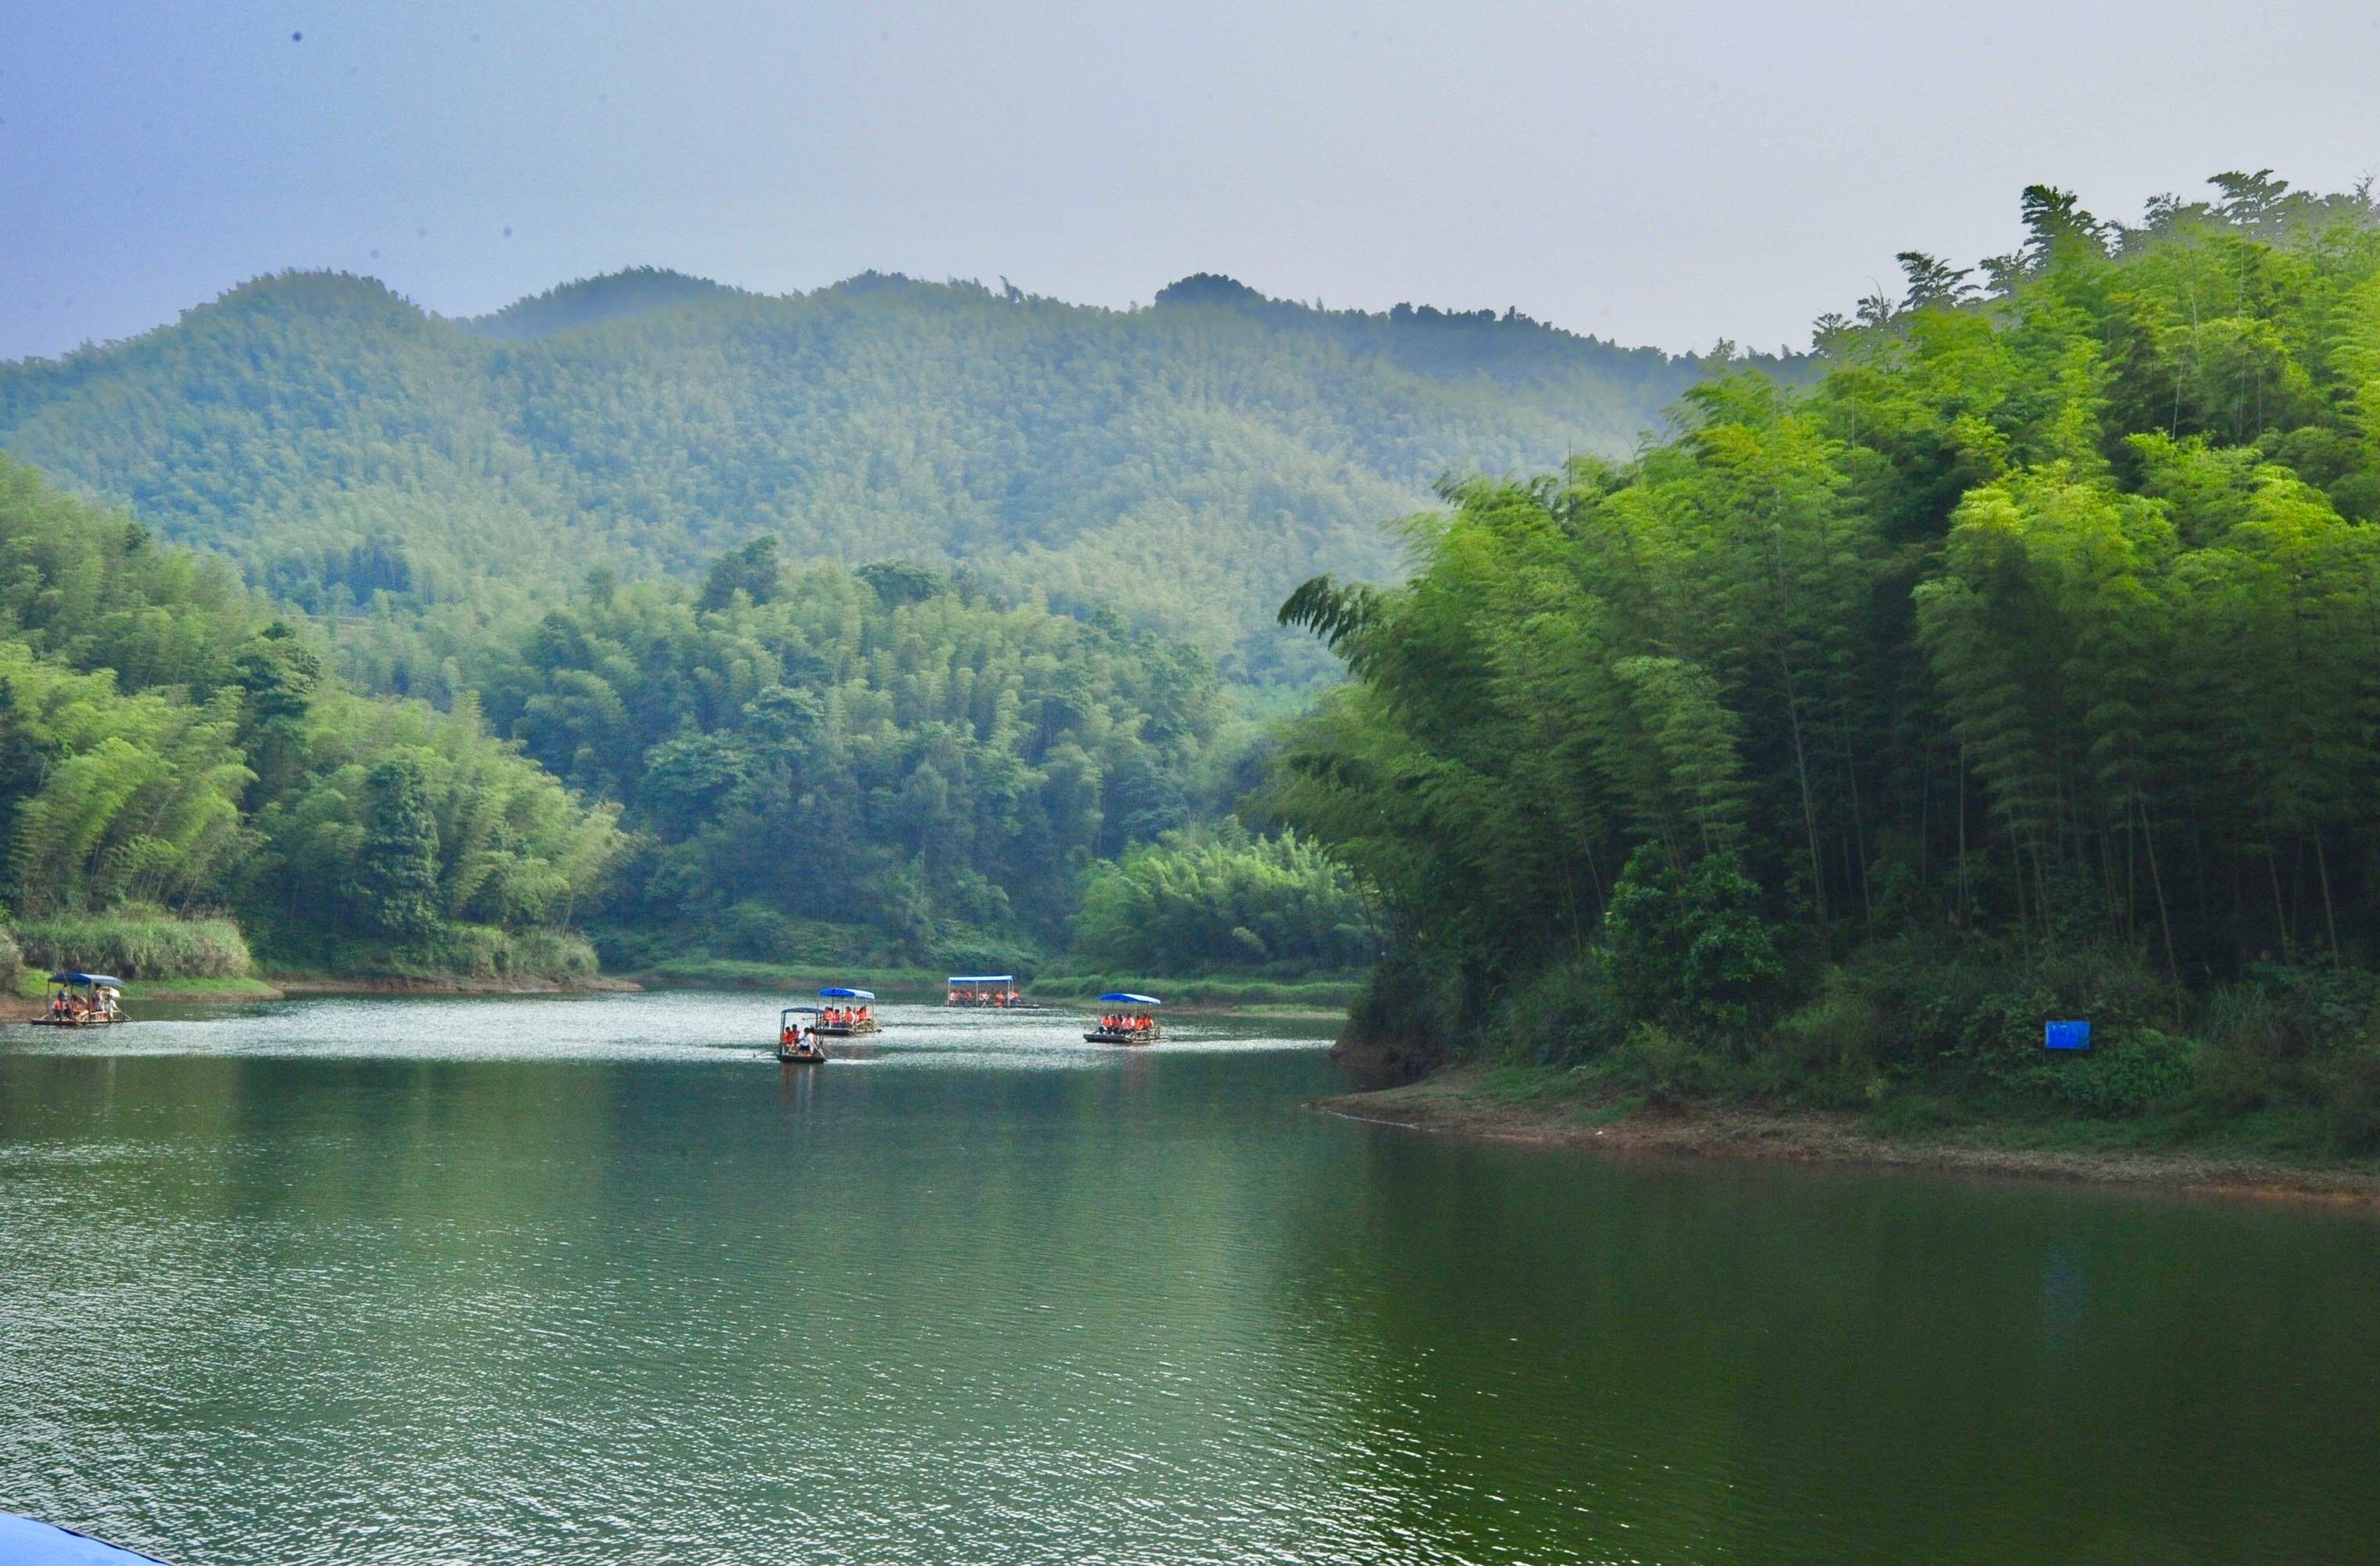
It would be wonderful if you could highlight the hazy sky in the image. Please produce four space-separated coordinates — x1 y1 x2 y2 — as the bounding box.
4 1 2376 362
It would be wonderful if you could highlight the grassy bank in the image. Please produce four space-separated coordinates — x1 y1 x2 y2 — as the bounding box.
253 923 606 989
9 907 254 980
627 958 953 997
4 905 622 1002
10 969 284 1001
1320 1064 2380 1202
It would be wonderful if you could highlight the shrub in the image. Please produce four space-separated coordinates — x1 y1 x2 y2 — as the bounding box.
1338 945 1453 1069
9 906 253 979
2029 1027 2198 1117
2322 1048 2380 1156
1072 824 1378 974
1768 973 1883 1073
1603 848 1785 1043
1495 949 1628 1067
1623 1022 1709 1103
0 926 20 992
331 923 601 983
500 927 600 981
713 900 802 962
1837 933 2172 1095
2191 965 2380 1120
1758 974 1886 1106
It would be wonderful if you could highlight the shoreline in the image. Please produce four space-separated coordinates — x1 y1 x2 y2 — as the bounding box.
28 971 1319 1012
1314 1066 2380 1205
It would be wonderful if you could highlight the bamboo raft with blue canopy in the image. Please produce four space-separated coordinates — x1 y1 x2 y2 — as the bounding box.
945 974 1019 1007
28 972 127 1027
777 1007 829 1062
946 974 1048 1009
809 987 879 1037
1085 993 1161 1045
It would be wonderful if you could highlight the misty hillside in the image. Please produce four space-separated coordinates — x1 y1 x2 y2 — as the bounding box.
0 267 1791 679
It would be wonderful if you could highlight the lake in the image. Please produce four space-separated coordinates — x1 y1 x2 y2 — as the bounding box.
3 994 2376 1564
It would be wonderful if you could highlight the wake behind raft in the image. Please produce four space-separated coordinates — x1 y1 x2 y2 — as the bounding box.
0 1514 174 1564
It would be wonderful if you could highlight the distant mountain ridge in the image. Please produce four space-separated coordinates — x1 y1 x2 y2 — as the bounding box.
0 266 1800 680
460 265 749 340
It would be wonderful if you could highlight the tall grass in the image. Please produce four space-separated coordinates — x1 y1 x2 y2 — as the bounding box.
9 905 253 979
314 923 601 983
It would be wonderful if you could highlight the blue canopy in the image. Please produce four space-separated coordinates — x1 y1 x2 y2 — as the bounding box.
0 1514 174 1564
49 972 125 989
947 975 1014 985
817 987 876 1001
1099 992 1162 1006
781 1006 822 1018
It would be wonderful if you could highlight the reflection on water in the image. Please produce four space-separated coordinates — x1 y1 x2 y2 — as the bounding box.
2 995 2377 1565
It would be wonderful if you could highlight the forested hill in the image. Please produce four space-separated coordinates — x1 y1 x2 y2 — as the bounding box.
0 268 1788 681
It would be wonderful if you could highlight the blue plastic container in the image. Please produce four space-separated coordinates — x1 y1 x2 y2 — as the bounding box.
2045 1020 2092 1052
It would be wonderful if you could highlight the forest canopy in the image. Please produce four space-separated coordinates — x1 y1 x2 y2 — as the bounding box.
457 547 1242 970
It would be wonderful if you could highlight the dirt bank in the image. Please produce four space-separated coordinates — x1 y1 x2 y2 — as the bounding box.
1315 1067 2380 1205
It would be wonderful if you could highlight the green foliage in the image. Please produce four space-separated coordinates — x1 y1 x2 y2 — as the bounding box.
1490 949 1629 1067
466 557 1230 962
0 458 624 974
349 756 444 942
1622 1022 1711 1102
1761 975 1886 1105
1071 822 1376 973
2190 964 2380 1112
2026 1027 2198 1117
1602 849 1785 1042
0 269 1790 684
9 905 253 979
699 536 783 612
1277 172 2380 1124
0 644 251 911
1338 944 1457 1073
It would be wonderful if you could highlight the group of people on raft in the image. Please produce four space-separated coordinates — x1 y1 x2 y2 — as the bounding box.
948 988 1021 1008
1096 1012 1156 1036
818 1005 872 1028
46 987 121 1023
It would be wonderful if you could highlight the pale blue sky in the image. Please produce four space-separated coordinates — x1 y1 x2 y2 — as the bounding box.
3 0 2376 361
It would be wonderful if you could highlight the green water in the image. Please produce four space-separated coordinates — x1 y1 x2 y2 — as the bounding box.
2 995 2376 1564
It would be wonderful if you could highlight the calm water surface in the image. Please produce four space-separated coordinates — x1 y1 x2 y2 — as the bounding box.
3 994 2377 1564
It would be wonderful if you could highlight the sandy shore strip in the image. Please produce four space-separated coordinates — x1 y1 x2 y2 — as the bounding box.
1315 1067 2380 1204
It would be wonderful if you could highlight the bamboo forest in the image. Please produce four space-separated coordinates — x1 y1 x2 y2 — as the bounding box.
1274 174 2380 1146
